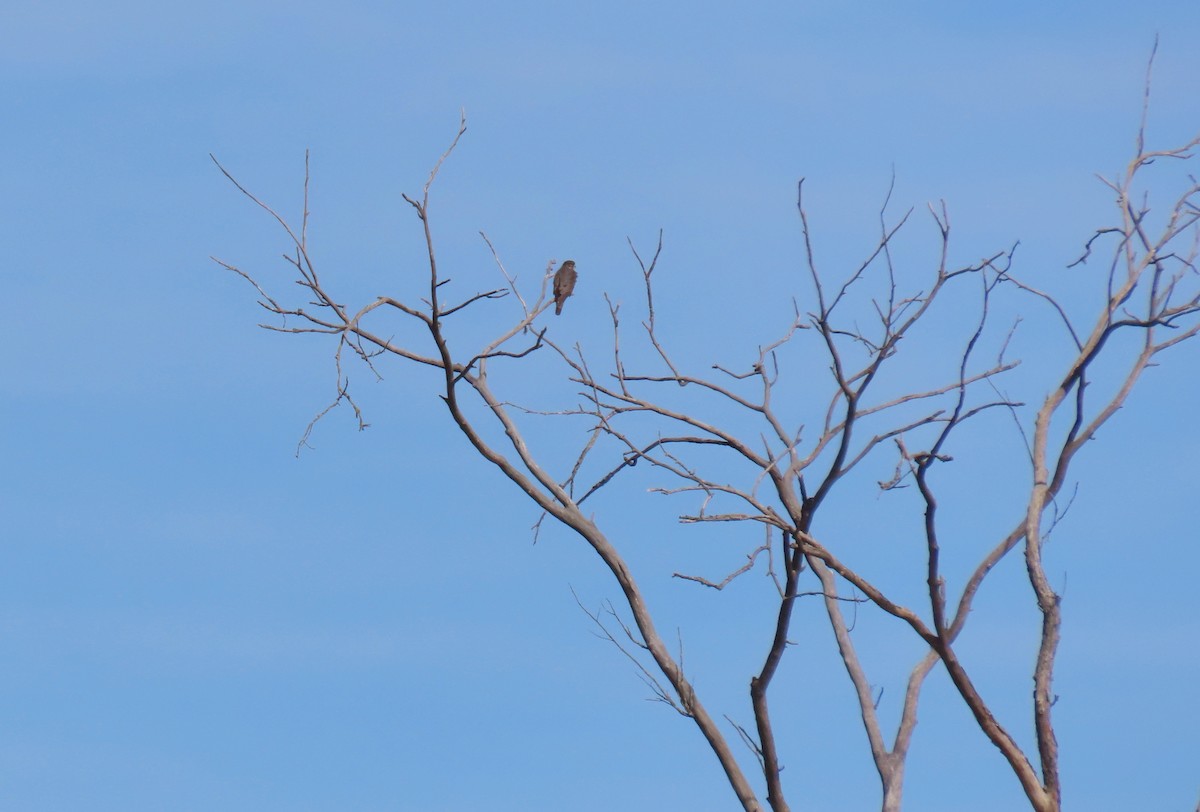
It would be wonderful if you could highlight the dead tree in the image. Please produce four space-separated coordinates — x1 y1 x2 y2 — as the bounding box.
212 72 1199 812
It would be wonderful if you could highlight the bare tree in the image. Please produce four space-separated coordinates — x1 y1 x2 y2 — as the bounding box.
211 64 1200 812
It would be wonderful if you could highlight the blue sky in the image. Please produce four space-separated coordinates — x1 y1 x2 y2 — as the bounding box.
3 2 1199 810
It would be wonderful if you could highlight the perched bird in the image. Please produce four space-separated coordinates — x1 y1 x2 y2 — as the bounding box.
552 260 578 315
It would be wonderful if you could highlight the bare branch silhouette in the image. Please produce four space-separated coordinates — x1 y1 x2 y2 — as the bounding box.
214 63 1199 811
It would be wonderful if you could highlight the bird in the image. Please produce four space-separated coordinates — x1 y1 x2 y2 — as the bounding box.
552 260 578 315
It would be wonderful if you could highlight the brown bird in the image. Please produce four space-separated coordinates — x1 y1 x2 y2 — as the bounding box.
552 260 578 315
